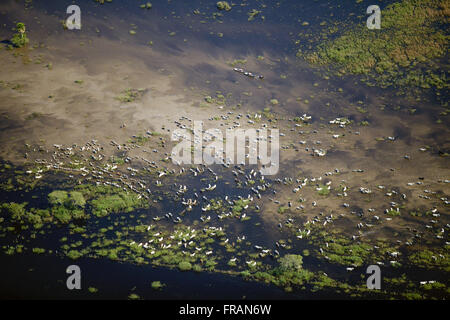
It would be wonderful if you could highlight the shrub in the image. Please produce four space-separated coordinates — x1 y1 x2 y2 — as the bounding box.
69 191 86 207
279 254 303 272
178 261 192 271
1 202 27 220
11 23 29 48
48 190 68 205
53 206 72 224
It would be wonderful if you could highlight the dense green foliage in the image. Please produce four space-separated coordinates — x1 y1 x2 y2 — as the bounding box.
11 23 29 48
279 254 303 271
299 0 449 89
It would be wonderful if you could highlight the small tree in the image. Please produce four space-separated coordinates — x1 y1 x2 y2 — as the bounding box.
16 23 26 35
11 22 29 48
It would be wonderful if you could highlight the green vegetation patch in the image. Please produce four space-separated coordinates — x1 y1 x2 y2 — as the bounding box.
279 254 303 272
178 261 193 271
116 88 145 103
299 0 449 90
322 239 373 267
408 248 450 271
317 184 330 196
11 23 29 48
140 2 152 9
151 281 165 290
90 192 146 217
248 9 261 21
216 2 231 11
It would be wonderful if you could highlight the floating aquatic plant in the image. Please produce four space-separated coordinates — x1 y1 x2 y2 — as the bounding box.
248 9 261 21
88 287 98 293
151 281 165 290
140 2 152 9
128 293 140 300
216 1 231 11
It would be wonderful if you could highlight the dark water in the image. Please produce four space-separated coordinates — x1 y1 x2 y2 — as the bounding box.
0 253 295 300
0 162 351 300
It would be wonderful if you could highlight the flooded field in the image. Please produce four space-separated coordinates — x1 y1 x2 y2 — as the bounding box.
0 0 448 300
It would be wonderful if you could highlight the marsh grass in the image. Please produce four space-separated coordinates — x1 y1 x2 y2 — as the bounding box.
216 1 231 11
